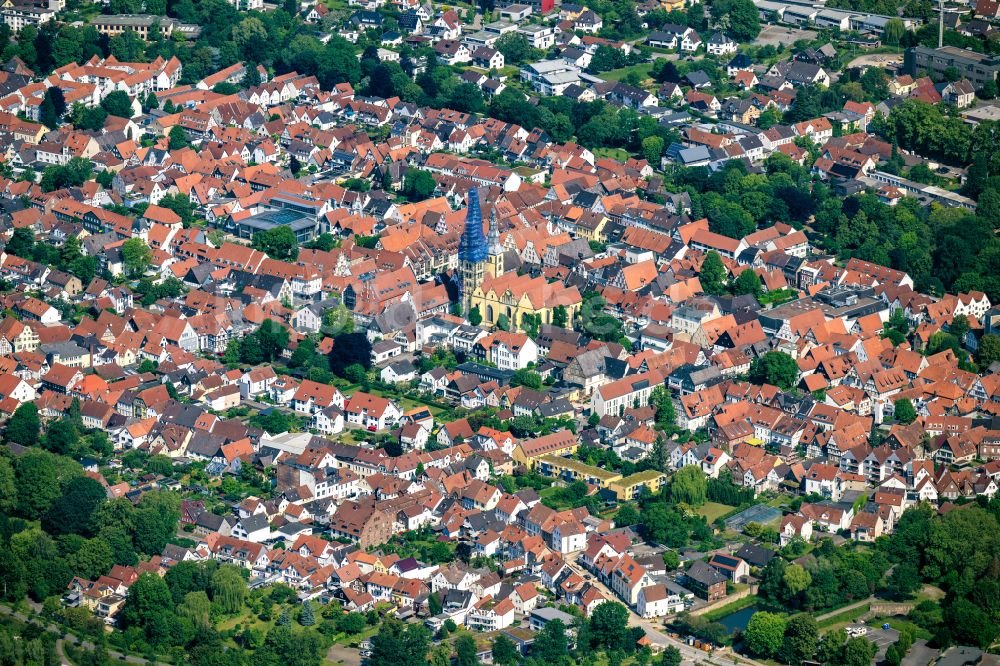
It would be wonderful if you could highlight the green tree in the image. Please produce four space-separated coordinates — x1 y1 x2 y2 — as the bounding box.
749 351 799 390
299 600 316 626
511 369 543 390
660 646 681 666
168 125 189 150
710 0 760 41
492 635 518 666
402 169 437 202
0 457 15 514
101 90 133 118
615 503 640 526
178 590 211 629
369 618 431 666
642 136 664 164
40 88 63 129
121 237 152 277
468 305 483 326
132 490 180 555
43 418 80 456
5 402 40 446
532 618 569 661
671 466 707 506
842 637 877 666
589 602 631 652
495 32 539 65
732 268 763 297
455 635 479 666
780 614 818 665
255 319 290 362
885 561 921 599
6 227 35 257
14 450 67 519
553 305 568 328
121 571 173 630
42 475 106 536
977 333 1000 366
211 565 246 613
884 18 905 45
744 611 786 658
252 225 299 261
699 250 727 295
894 398 917 424
783 563 811 596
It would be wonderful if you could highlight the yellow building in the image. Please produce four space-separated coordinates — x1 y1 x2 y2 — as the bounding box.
512 430 579 468
609 470 668 501
470 272 581 332
538 454 622 488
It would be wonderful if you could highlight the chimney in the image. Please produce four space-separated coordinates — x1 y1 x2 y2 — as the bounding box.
939 0 944 49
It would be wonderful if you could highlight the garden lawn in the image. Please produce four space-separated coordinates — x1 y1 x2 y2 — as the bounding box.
594 147 631 162
697 502 735 522
599 62 654 82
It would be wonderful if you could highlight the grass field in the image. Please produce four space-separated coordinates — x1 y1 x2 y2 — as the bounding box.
599 62 654 83
594 147 631 161
697 502 736 522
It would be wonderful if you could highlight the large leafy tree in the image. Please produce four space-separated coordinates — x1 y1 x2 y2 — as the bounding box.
749 351 799 390
211 564 247 613
14 450 68 519
368 618 431 666
41 475 106 536
121 571 174 630
699 251 727 296
744 611 786 658
101 90 133 118
121 237 152 277
5 402 40 446
669 466 707 506
402 169 437 202
780 614 818 665
252 225 299 261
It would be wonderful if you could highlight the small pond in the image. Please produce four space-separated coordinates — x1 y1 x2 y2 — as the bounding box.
716 604 759 635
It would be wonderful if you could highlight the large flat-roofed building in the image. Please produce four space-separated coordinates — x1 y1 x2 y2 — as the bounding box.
226 208 319 244
91 14 201 40
905 46 1000 90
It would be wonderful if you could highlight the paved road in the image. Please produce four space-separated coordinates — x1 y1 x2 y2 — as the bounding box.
814 596 873 622
0 604 169 666
901 639 939 666
562 555 767 666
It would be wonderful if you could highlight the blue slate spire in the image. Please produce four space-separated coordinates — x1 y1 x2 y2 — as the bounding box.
459 188 487 263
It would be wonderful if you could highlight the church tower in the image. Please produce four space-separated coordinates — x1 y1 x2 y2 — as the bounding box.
459 188 487 314
485 206 504 280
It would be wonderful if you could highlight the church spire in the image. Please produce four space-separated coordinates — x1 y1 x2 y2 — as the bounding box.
459 188 487 264
487 206 501 257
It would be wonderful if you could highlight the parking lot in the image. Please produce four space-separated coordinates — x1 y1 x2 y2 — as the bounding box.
846 624 899 661
753 25 817 48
